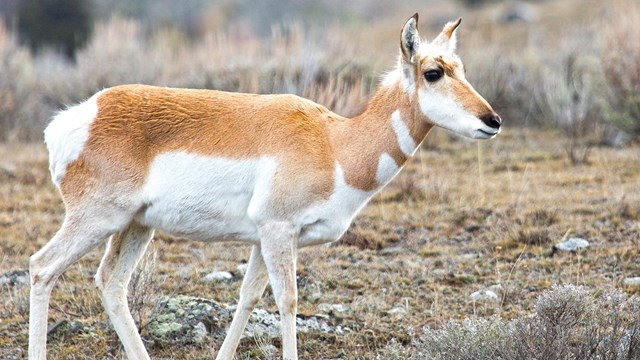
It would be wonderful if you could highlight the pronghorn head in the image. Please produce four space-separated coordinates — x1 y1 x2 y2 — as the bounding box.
398 13 502 139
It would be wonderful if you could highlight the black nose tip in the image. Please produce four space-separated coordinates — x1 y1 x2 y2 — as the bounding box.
481 113 502 129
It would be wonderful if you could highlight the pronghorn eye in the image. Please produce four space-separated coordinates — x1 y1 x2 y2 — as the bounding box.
424 69 443 82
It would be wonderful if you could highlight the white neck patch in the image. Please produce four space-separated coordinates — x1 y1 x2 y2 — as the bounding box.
376 153 400 186
391 110 417 156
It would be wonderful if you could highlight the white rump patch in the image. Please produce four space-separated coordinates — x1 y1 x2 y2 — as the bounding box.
391 110 417 156
44 90 105 187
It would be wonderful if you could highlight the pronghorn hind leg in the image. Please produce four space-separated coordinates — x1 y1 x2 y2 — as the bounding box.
95 221 154 360
28 213 117 360
216 245 269 360
259 222 299 360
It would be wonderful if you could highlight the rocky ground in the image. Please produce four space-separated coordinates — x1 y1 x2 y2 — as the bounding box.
1 128 639 359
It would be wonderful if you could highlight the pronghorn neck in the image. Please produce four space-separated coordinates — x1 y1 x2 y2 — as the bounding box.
329 79 433 192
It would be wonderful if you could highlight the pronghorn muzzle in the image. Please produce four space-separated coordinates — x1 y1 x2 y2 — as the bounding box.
480 113 502 130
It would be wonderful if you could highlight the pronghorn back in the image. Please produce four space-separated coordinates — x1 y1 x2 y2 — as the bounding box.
46 85 337 207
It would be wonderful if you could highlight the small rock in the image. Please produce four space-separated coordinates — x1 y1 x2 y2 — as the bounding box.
202 271 233 282
245 308 341 339
554 238 589 253
192 322 208 344
147 295 229 345
623 277 640 287
257 343 279 359
470 290 499 302
46 319 89 339
306 291 323 303
487 284 504 294
0 270 29 287
147 295 342 345
387 306 407 315
317 303 351 314
236 263 249 276
431 269 446 277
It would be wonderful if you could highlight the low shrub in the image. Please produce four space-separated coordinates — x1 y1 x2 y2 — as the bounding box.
379 285 640 359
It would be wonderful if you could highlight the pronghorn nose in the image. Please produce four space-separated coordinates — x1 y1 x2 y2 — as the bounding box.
481 113 502 129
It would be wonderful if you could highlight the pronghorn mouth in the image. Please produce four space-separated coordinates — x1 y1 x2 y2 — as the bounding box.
477 128 499 137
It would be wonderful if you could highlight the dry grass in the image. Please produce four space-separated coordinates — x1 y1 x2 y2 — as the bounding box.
1 128 639 359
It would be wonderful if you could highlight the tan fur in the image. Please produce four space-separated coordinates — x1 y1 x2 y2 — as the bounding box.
61 81 432 201
62 86 337 211
442 18 462 39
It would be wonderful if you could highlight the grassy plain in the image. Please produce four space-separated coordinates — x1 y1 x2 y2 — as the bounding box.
1 127 638 359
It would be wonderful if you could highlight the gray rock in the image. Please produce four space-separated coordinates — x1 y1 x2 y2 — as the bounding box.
235 263 249 276
46 319 90 340
146 295 230 345
192 322 208 344
147 295 344 345
622 277 640 287
245 308 343 339
317 303 351 315
202 271 233 282
0 270 29 287
305 291 323 303
387 306 407 315
431 269 447 277
470 289 499 302
554 238 589 252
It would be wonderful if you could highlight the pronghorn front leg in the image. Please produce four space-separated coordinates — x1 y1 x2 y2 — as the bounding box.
259 222 299 360
216 246 269 360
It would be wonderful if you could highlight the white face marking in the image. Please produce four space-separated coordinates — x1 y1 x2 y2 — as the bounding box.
44 90 105 187
376 153 400 186
418 88 498 139
391 110 417 156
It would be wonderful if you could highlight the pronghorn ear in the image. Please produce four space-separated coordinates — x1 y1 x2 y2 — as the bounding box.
432 18 462 53
400 13 421 64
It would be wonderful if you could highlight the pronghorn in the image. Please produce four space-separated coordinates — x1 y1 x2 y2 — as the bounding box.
28 13 501 360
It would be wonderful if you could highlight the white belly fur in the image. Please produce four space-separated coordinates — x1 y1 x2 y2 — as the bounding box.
137 152 376 247
138 153 273 243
